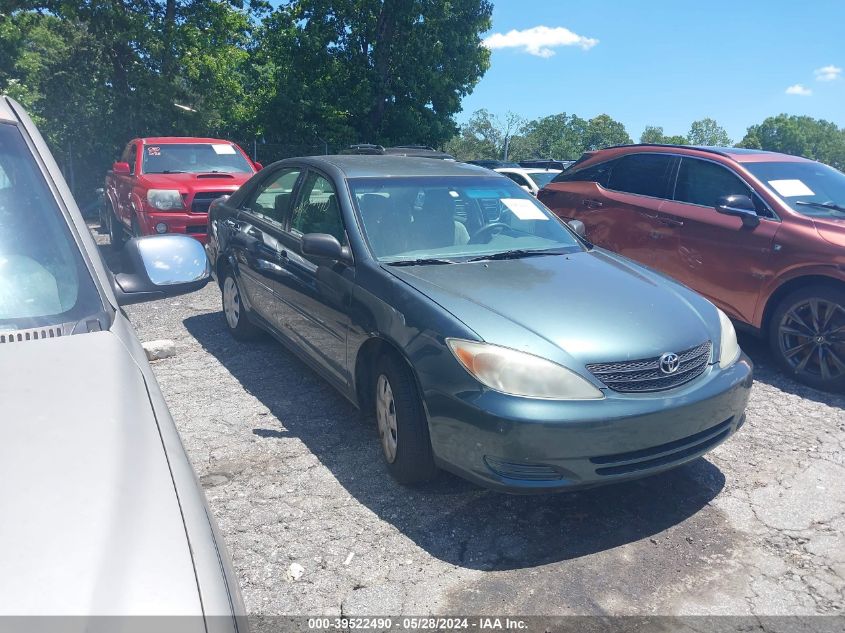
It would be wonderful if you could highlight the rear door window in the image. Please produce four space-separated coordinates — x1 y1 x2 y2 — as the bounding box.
244 167 302 225
606 154 673 198
552 160 614 187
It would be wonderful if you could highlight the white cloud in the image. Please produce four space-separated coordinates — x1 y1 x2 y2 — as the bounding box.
785 84 812 96
814 65 842 82
483 26 598 58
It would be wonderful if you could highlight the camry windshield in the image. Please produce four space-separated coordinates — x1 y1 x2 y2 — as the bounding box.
0 122 104 330
527 172 558 187
745 161 845 218
142 143 253 174
348 176 582 263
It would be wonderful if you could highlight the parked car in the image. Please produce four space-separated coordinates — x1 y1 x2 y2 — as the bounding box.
345 144 455 160
466 159 520 169
538 144 845 392
495 166 562 196
207 155 752 493
519 159 576 171
0 96 245 625
103 136 260 246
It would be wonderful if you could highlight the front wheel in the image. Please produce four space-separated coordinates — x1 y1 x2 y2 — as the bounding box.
221 271 261 340
374 354 437 484
108 204 126 248
769 284 845 392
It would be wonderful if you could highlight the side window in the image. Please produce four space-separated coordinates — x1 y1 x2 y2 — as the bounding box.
607 154 673 198
290 172 345 243
674 158 751 208
552 160 614 187
121 144 137 174
504 173 530 187
245 168 301 224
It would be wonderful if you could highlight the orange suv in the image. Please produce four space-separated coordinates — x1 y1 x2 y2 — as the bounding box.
539 144 845 392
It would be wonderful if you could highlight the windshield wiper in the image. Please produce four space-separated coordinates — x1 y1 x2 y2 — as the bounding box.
386 257 456 266
795 200 845 213
466 248 567 263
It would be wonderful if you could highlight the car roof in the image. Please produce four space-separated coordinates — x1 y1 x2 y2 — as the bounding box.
293 154 494 178
596 143 814 164
137 137 239 145
496 167 562 175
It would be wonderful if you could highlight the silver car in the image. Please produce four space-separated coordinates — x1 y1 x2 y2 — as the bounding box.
0 97 245 629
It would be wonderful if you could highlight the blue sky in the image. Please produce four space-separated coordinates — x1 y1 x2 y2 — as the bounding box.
461 0 845 143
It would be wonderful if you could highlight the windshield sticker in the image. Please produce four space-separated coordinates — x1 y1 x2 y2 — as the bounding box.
768 179 815 197
212 144 237 155
502 198 548 220
448 190 459 198
147 146 161 156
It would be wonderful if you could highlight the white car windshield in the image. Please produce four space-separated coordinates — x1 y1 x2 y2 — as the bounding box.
349 176 583 264
0 122 103 329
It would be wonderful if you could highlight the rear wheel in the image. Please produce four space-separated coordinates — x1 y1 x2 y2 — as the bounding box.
107 203 126 248
769 284 845 392
221 270 260 340
374 353 437 484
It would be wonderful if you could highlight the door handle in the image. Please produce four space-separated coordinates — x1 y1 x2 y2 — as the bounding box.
582 199 603 209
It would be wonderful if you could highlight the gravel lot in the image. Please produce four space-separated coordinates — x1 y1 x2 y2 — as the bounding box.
96 228 845 618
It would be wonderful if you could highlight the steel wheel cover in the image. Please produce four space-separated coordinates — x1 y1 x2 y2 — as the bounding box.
376 374 398 463
223 277 241 329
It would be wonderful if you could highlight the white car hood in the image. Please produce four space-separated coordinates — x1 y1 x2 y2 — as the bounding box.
0 331 202 616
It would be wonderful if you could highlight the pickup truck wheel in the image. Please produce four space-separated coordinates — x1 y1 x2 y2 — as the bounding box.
131 217 142 238
107 204 126 248
374 353 437 484
221 271 260 340
769 284 845 392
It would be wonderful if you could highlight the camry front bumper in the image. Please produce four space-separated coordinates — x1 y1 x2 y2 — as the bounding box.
423 355 753 493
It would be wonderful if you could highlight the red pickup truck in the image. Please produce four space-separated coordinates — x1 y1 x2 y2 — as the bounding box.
103 137 260 245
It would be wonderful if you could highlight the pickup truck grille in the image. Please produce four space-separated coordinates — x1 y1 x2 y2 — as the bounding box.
586 341 712 393
191 191 230 213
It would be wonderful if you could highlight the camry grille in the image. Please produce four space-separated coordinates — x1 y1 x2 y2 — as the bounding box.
586 341 712 393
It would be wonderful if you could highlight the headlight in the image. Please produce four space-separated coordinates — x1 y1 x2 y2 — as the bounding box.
717 308 741 368
147 189 184 210
447 339 603 400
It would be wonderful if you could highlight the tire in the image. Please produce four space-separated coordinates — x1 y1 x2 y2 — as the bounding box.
769 284 845 392
131 217 142 238
221 270 261 340
107 203 126 248
374 353 437 484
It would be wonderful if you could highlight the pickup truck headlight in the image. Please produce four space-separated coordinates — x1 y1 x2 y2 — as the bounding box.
147 189 184 210
447 339 604 400
717 308 741 368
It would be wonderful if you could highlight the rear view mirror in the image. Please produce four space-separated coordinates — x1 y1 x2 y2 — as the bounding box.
112 235 211 305
716 195 759 228
567 219 587 238
301 233 352 263
112 161 131 175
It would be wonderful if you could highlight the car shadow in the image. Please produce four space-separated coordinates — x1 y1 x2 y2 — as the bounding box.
738 332 845 407
184 312 726 571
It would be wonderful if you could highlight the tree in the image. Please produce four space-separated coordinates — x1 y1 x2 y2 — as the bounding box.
738 114 845 169
507 112 632 161
583 114 632 150
443 109 523 160
687 117 731 146
640 125 688 145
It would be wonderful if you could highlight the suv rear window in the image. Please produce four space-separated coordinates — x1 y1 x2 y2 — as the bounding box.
607 154 673 198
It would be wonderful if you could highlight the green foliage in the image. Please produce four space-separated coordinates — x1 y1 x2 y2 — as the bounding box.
444 109 523 160
687 117 731 146
639 125 688 145
738 114 845 170
2 0 492 199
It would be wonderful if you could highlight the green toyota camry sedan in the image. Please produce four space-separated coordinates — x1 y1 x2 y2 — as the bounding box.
208 155 753 493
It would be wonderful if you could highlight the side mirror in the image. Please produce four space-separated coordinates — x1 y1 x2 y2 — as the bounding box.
253 162 264 171
112 161 131 175
301 233 352 263
112 235 211 305
567 219 587 238
716 195 759 228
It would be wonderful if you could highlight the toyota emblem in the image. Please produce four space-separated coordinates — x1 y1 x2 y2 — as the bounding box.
659 352 680 374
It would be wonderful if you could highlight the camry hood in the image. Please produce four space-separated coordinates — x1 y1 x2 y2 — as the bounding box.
0 331 202 616
388 249 719 366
